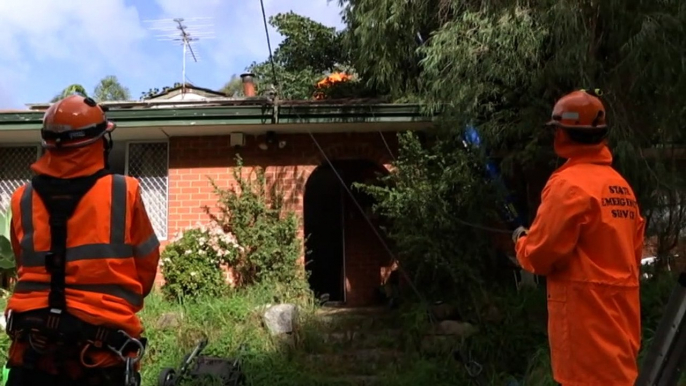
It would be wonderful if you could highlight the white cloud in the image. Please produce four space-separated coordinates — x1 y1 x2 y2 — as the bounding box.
0 0 344 107
0 0 158 107
0 1 152 76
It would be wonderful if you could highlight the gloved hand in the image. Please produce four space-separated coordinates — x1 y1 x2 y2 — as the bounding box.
512 226 528 243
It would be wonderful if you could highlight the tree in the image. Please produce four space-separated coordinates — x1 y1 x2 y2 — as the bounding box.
342 0 686 380
220 75 243 97
93 75 131 102
50 84 89 102
342 0 686 275
140 82 183 100
245 12 352 99
50 76 131 102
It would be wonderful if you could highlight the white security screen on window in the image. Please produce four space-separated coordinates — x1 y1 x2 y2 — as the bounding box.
0 146 40 212
126 142 169 240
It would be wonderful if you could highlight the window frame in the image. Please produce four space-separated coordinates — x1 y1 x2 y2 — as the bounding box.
125 140 170 241
0 144 42 211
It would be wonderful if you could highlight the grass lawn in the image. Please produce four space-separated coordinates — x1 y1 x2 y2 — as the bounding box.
0 282 560 386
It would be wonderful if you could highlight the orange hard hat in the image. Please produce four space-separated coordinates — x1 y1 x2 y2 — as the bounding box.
546 89 607 130
41 95 116 149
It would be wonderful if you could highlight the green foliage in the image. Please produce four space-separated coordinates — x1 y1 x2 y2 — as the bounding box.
161 156 305 301
50 76 131 103
0 207 15 271
220 74 244 97
342 0 686 236
246 12 351 99
140 82 184 100
93 75 131 101
344 0 686 282
249 61 321 99
160 227 228 301
358 131 501 306
50 84 89 102
270 12 346 74
341 0 686 380
203 155 304 290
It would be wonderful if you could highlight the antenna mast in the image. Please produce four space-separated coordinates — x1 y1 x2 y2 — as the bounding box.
144 17 215 93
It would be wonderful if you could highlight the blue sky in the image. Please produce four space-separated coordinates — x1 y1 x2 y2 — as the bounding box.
0 0 345 109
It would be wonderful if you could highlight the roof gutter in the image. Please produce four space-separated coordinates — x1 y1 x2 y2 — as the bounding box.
24 97 274 111
0 103 433 131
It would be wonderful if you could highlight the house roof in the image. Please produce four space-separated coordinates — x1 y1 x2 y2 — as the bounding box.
0 98 431 132
144 84 228 100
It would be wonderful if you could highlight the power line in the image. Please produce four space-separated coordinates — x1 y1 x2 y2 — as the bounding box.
259 0 279 90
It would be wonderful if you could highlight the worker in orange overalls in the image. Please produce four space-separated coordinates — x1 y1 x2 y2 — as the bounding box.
512 89 645 386
3 95 160 385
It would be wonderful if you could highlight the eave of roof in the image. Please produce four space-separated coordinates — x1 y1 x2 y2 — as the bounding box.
0 101 431 131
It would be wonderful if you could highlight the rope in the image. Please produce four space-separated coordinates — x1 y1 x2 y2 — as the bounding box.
378 131 396 161
259 0 279 89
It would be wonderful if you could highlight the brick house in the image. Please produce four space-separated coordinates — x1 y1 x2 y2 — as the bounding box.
0 90 431 307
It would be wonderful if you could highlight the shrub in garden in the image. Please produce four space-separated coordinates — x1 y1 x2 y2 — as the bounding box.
161 155 307 301
203 155 305 290
160 225 241 300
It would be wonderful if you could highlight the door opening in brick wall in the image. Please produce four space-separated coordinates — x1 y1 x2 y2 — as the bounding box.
304 165 345 305
304 159 393 307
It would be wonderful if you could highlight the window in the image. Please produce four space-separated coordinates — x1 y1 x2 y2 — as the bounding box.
0 146 40 211
0 142 170 240
126 142 169 240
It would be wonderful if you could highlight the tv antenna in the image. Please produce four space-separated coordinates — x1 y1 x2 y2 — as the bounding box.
144 17 215 90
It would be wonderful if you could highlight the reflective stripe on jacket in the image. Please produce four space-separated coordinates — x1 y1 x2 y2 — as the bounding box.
6 174 160 337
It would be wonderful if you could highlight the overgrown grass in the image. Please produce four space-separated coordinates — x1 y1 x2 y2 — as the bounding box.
0 270 677 386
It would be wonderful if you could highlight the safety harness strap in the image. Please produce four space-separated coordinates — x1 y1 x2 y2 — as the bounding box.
30 169 111 313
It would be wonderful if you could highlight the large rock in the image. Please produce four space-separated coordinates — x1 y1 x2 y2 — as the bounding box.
421 320 478 354
262 303 299 336
432 320 478 337
156 312 183 330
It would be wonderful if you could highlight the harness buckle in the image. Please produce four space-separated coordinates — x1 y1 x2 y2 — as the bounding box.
464 350 483 377
124 357 139 386
6 309 13 336
108 330 145 364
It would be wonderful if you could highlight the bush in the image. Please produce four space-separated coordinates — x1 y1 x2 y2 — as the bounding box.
203 155 306 290
160 226 239 300
161 155 308 301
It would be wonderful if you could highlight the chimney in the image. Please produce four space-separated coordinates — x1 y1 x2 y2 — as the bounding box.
240 73 256 97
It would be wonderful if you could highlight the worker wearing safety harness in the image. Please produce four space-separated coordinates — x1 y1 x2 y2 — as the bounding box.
512 90 645 386
3 95 160 385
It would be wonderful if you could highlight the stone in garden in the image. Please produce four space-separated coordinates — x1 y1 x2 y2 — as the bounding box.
262 303 298 335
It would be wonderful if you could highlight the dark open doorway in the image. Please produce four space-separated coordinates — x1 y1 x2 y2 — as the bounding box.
303 159 387 306
304 164 345 304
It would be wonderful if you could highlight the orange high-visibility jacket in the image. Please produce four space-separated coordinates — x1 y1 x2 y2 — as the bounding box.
5 144 160 368
516 138 645 386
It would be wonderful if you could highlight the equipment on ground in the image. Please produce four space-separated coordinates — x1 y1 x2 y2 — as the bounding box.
636 272 686 386
158 337 246 386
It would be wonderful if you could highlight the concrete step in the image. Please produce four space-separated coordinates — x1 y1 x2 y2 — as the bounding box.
313 307 402 332
324 375 382 386
302 348 404 376
321 328 406 350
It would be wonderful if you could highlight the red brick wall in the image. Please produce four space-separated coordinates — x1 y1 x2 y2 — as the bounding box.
157 132 398 306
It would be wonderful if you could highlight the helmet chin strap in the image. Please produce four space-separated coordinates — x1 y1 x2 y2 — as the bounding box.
103 133 113 170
